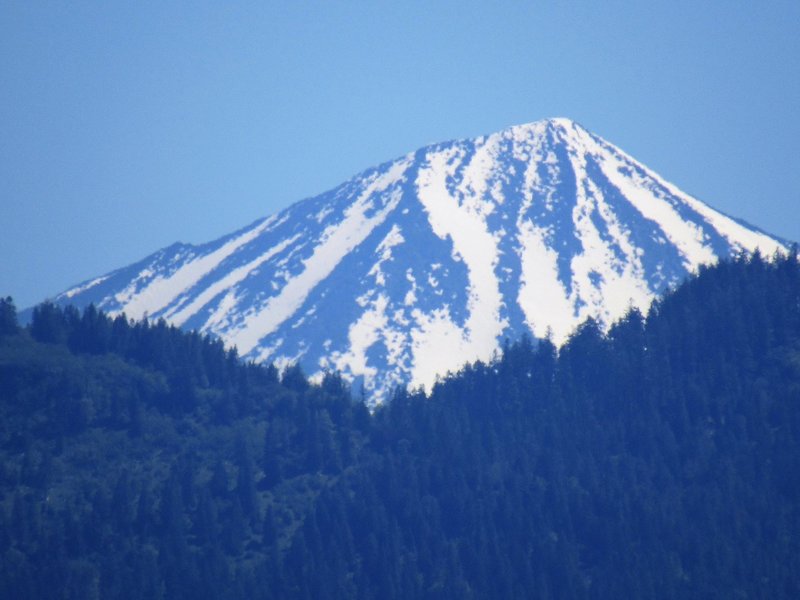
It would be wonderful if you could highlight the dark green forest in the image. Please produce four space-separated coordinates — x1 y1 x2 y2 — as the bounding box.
1 251 799 598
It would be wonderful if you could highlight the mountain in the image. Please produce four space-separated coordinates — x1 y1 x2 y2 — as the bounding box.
52 118 786 401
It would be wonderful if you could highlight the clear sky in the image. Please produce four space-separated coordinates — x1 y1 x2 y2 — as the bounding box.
2 1 799 308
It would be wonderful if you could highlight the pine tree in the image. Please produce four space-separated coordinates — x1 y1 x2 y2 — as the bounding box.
0 296 18 336
30 301 68 344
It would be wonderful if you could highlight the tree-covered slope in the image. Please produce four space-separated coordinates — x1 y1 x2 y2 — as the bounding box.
0 302 370 599
333 251 800 598
1 250 799 598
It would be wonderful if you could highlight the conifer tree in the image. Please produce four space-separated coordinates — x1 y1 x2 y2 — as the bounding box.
0 296 18 336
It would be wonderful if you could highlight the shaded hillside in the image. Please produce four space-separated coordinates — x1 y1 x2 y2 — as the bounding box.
0 302 369 599
1 250 800 598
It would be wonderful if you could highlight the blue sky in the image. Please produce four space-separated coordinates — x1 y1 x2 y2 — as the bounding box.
2 1 799 308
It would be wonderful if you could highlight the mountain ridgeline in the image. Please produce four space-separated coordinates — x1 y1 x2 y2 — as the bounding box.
48 118 786 401
2 252 799 598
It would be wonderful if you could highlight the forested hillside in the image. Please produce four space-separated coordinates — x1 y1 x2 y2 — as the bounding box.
1 250 799 598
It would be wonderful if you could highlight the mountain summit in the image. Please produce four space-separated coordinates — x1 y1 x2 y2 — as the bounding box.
53 118 786 400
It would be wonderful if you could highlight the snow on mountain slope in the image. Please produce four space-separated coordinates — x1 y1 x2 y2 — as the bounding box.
53 118 787 402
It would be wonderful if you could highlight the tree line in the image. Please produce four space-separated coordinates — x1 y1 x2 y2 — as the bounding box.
0 249 799 598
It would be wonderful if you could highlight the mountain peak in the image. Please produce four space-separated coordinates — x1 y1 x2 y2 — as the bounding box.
539 116 582 130
52 120 787 403
502 116 583 137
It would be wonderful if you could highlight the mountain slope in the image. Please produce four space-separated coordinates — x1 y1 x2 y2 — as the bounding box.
53 118 786 400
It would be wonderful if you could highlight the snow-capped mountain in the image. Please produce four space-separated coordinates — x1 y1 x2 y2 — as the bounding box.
53 118 786 401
